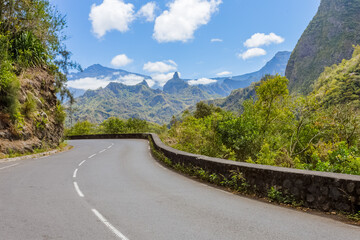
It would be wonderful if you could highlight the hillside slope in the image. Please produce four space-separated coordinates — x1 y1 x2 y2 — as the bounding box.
286 0 360 93
312 45 360 107
0 69 64 155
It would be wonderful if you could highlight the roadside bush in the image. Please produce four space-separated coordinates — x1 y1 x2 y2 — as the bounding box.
66 121 95 136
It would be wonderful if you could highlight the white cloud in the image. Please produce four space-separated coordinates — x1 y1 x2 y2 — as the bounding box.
145 79 155 88
188 78 217 85
111 54 133 67
137 2 157 22
143 60 177 73
238 48 266 60
153 0 222 43
67 74 147 90
89 0 135 38
216 71 232 76
151 72 176 86
244 33 284 48
67 77 111 90
117 74 144 85
211 38 223 42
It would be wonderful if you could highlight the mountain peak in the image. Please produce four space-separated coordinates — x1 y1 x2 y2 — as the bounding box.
138 80 149 87
85 64 106 71
163 72 189 94
173 72 180 79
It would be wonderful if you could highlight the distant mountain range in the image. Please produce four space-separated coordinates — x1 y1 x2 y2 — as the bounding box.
69 73 220 124
66 51 291 124
67 51 291 99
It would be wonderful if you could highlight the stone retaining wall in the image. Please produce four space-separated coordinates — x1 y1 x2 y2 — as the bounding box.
68 134 360 213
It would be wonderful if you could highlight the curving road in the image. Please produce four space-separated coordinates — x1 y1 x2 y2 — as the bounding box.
0 139 359 240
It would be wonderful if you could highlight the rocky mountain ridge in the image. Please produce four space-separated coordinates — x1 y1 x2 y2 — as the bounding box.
286 0 360 93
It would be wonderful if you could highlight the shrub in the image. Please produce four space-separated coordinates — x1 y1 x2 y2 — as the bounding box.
22 92 37 118
10 31 49 69
54 103 66 124
0 60 21 119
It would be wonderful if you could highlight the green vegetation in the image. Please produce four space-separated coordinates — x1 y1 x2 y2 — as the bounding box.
0 0 78 123
285 0 360 94
66 117 166 136
267 186 300 205
163 48 360 175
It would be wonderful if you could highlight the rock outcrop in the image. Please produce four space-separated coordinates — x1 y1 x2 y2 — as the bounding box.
0 68 64 155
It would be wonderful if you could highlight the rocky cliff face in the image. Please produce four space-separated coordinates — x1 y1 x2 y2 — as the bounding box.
0 68 64 156
285 0 360 94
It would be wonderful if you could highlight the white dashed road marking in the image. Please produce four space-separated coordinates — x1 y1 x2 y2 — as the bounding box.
78 160 86 166
0 163 19 170
92 209 130 240
73 182 84 197
72 142 129 240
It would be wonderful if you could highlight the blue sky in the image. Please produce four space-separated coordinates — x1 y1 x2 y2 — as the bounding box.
51 0 320 87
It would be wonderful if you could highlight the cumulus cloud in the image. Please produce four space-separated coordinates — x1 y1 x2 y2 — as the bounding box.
67 77 112 90
211 38 223 42
111 54 133 67
238 48 266 60
89 0 135 38
151 72 176 86
117 74 145 85
137 2 157 22
153 0 222 43
244 33 284 48
143 60 177 73
216 71 232 76
188 78 217 85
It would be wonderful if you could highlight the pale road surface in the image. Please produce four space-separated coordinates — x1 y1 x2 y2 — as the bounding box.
0 139 359 240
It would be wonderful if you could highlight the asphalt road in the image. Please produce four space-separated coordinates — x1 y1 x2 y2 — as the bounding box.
0 139 359 240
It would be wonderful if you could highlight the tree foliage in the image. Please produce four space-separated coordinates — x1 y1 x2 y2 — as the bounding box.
66 117 166 136
165 65 360 175
0 0 78 121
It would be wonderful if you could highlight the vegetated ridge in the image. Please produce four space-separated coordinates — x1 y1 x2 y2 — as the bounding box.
286 0 360 94
68 73 220 125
